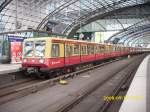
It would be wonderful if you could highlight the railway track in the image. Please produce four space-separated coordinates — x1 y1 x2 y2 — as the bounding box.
0 54 146 106
99 60 139 112
0 79 44 97
0 77 38 90
54 54 145 112
0 56 127 105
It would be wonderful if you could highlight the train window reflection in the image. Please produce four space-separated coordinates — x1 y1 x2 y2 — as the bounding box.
35 41 46 57
74 45 79 55
52 44 60 57
24 41 33 57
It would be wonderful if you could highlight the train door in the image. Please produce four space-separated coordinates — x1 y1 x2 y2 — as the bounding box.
104 45 109 58
50 42 65 68
72 43 80 64
80 44 87 62
64 43 73 65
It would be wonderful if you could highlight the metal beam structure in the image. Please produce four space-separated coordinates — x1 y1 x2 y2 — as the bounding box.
106 18 150 46
125 29 150 46
0 0 150 47
0 0 12 12
65 1 150 37
130 33 150 47
104 2 150 19
0 0 148 34
108 18 150 41
117 25 150 43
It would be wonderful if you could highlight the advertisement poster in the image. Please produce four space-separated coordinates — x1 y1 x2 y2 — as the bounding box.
11 42 22 63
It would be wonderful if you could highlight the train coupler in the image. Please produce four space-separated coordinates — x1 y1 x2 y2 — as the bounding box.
27 68 39 74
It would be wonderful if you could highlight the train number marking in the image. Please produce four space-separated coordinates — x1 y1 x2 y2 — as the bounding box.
51 61 60 65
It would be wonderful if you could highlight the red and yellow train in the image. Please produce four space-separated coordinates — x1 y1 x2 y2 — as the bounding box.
22 37 147 77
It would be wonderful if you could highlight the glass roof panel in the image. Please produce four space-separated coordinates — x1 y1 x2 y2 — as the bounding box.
0 0 148 35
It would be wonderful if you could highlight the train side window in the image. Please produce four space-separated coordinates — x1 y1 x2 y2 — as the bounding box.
87 45 90 54
105 45 108 53
117 47 119 51
119 47 121 51
116 46 119 51
99 45 104 53
81 46 84 55
51 44 60 57
106 46 109 53
87 45 94 54
69 45 73 56
113 46 115 51
115 46 117 51
95 46 99 54
65 44 73 56
91 45 94 54
81 45 86 55
74 44 79 55
99 46 101 53
111 46 113 52
108 46 110 52
98 46 101 53
109 46 112 52
65 45 68 57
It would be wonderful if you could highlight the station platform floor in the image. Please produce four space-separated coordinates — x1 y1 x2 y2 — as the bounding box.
0 64 21 75
119 55 150 112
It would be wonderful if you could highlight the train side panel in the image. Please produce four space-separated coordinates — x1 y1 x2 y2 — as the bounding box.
22 37 148 75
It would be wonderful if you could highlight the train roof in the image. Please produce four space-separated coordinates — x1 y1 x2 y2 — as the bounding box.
24 37 126 47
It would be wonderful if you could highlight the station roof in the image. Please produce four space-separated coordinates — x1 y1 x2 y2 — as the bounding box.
107 18 150 47
0 0 150 47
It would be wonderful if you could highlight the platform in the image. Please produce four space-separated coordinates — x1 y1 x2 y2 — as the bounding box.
0 64 21 75
119 55 150 112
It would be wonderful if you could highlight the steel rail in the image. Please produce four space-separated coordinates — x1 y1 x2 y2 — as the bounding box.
0 57 123 105
55 54 145 112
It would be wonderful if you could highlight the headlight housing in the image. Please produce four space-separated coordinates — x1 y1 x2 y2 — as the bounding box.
32 59 35 62
23 58 27 62
39 59 44 63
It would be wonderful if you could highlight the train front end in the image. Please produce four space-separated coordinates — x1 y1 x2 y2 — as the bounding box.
22 38 50 74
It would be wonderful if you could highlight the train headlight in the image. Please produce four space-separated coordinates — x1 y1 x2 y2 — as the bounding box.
32 59 35 62
23 59 27 62
39 59 44 63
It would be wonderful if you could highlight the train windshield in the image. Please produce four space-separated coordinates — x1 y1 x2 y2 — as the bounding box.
35 40 46 57
24 41 34 57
